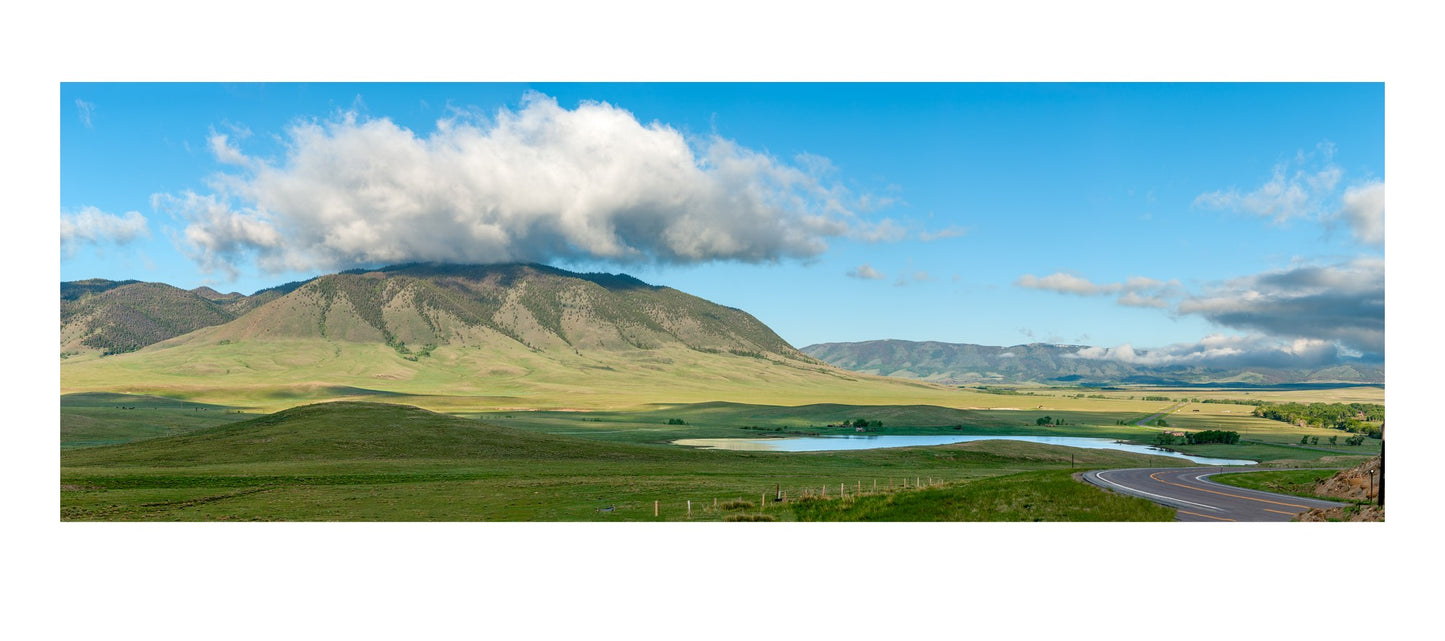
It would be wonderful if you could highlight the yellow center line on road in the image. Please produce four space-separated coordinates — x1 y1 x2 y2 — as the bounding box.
1148 472 1313 509
1264 508 1298 516
1178 510 1235 521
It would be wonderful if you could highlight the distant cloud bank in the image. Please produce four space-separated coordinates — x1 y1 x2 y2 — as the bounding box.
1176 257 1383 358
1029 257 1384 368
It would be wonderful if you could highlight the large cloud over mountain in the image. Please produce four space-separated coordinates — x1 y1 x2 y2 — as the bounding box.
162 93 892 275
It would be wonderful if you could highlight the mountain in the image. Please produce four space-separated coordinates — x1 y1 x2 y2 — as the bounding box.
188 263 812 360
61 277 316 357
61 281 240 357
61 264 911 409
801 339 1385 386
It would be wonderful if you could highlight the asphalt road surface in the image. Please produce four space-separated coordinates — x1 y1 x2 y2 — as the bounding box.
1082 467 1346 522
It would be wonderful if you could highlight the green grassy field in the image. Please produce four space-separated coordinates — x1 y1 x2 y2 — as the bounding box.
62 401 1209 521
463 401 1375 467
1208 469 1357 501
788 469 1177 521
61 392 256 448
59 357 1381 521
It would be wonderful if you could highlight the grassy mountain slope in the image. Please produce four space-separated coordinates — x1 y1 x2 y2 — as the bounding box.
63 264 964 411
60 277 314 358
61 282 239 357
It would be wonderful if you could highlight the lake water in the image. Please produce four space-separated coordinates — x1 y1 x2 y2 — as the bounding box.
673 434 1256 466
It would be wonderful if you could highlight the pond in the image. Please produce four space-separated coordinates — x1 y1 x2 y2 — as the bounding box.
672 434 1256 466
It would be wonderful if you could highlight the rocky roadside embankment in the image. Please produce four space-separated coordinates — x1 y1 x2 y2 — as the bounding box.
1295 456 1383 522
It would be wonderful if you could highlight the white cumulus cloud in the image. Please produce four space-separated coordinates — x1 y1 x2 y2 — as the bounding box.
1335 181 1384 246
153 191 282 278
60 206 149 252
162 93 895 276
1016 272 1182 305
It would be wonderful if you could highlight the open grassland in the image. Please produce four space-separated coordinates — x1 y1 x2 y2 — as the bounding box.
62 402 1203 521
1208 469 1362 502
469 401 1161 445
993 384 1384 405
1120 399 1382 462
788 469 1176 521
62 393 256 448
62 339 1006 413
62 337 1380 464
466 401 1373 465
64 339 1272 416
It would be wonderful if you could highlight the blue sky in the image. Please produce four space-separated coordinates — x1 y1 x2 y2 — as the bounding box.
60 82 1384 364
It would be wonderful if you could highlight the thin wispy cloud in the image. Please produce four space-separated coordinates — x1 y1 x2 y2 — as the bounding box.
1016 272 1181 303
918 226 967 242
1193 142 1342 223
893 271 931 287
846 263 885 280
74 99 95 128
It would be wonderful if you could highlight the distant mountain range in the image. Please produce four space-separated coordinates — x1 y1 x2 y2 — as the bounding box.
61 278 304 356
61 265 1382 395
801 340 1384 386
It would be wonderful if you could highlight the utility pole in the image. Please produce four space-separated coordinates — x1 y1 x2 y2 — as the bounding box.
1378 422 1385 507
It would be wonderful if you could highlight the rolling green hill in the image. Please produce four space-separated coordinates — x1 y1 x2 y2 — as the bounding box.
61 401 662 467
61 401 1187 521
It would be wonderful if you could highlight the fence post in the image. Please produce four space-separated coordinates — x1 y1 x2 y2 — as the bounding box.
688 500 691 517
654 500 658 517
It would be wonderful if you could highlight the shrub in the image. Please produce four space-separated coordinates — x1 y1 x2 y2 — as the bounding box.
723 514 775 522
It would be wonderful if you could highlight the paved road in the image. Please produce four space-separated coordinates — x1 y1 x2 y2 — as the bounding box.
1081 467 1346 522
1135 401 1187 428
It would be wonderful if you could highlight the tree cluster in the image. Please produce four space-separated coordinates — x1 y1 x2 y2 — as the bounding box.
1254 402 1384 437
1184 430 1239 445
